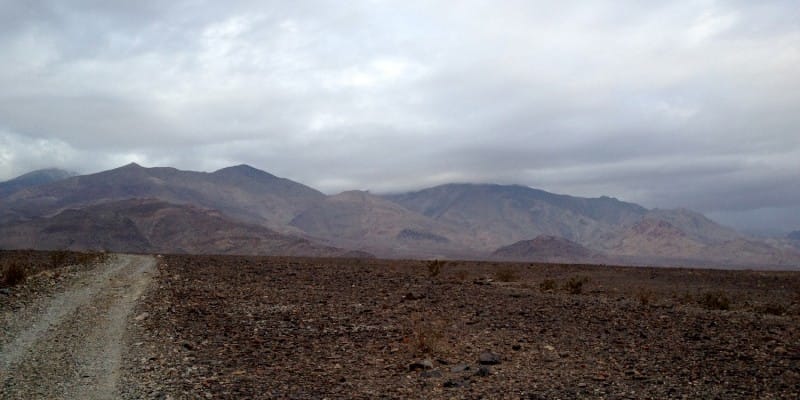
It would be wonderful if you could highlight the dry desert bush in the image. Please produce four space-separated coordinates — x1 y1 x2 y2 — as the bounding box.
539 279 557 292
1 261 27 287
427 259 446 279
494 268 518 282
699 290 731 310
404 312 447 356
563 275 590 294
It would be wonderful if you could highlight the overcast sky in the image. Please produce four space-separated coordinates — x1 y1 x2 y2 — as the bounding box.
0 1 798 233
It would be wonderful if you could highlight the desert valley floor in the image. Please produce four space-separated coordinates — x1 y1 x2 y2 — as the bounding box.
1 251 799 399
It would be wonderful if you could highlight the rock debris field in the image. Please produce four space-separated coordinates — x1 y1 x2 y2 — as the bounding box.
2 251 800 399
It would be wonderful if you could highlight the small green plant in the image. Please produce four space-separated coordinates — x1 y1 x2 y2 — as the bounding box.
427 259 445 278
494 268 518 282
539 279 557 292
699 290 731 310
563 276 590 295
1 262 28 287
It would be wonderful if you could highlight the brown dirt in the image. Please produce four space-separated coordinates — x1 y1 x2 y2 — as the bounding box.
126 256 800 399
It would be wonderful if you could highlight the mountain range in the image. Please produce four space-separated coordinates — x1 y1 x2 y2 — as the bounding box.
1 163 798 268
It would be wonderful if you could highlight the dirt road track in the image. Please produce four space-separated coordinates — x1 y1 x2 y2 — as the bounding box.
0 254 155 399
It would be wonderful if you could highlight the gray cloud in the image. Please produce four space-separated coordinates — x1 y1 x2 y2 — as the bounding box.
0 1 798 232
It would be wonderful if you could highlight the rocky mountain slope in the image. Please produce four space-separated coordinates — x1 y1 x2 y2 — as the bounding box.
289 191 476 258
1 164 797 267
0 198 350 257
386 183 645 252
0 163 324 232
492 235 606 264
387 184 797 267
0 168 75 197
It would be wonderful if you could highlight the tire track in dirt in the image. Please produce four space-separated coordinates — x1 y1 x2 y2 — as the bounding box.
0 254 155 399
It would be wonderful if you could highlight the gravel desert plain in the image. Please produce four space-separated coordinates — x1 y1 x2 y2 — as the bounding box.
2 250 799 399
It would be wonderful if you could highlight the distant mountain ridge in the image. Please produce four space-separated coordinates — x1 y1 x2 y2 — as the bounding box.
0 164 797 268
0 198 353 257
492 235 606 264
386 183 648 252
0 168 76 196
1 163 324 233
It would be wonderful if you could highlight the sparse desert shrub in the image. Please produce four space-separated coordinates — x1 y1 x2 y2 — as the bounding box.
563 276 590 295
699 290 731 310
759 303 787 316
678 292 694 305
50 250 70 269
636 288 655 306
453 270 470 282
494 268 518 282
539 279 557 292
2 262 28 287
427 259 445 279
404 313 446 355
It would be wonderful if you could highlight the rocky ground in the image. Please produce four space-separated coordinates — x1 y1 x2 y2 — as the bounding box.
1 252 155 399
124 255 800 399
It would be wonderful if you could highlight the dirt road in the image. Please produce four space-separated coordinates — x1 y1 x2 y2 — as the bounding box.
0 254 155 399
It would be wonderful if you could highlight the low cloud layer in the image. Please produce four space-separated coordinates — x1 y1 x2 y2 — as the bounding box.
1 1 798 232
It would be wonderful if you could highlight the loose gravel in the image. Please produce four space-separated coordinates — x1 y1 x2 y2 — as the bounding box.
0 254 155 400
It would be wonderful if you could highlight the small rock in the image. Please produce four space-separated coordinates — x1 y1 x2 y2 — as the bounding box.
774 346 787 355
451 364 471 373
420 370 442 378
444 378 466 388
479 351 501 365
0 288 11 296
475 365 492 376
134 312 150 321
512 344 522 351
409 359 434 371
402 292 424 301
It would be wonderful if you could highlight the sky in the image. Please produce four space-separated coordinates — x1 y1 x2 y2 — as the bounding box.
0 0 798 234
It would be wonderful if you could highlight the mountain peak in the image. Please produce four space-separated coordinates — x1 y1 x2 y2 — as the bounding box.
493 235 600 262
226 164 258 171
0 168 77 196
4 168 76 183
213 164 277 179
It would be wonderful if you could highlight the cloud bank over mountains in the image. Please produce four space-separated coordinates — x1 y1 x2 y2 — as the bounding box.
1 1 798 232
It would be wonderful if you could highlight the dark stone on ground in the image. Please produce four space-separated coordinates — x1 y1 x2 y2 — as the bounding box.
451 364 471 373
420 370 442 379
409 359 434 371
479 351 501 365
444 379 467 388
